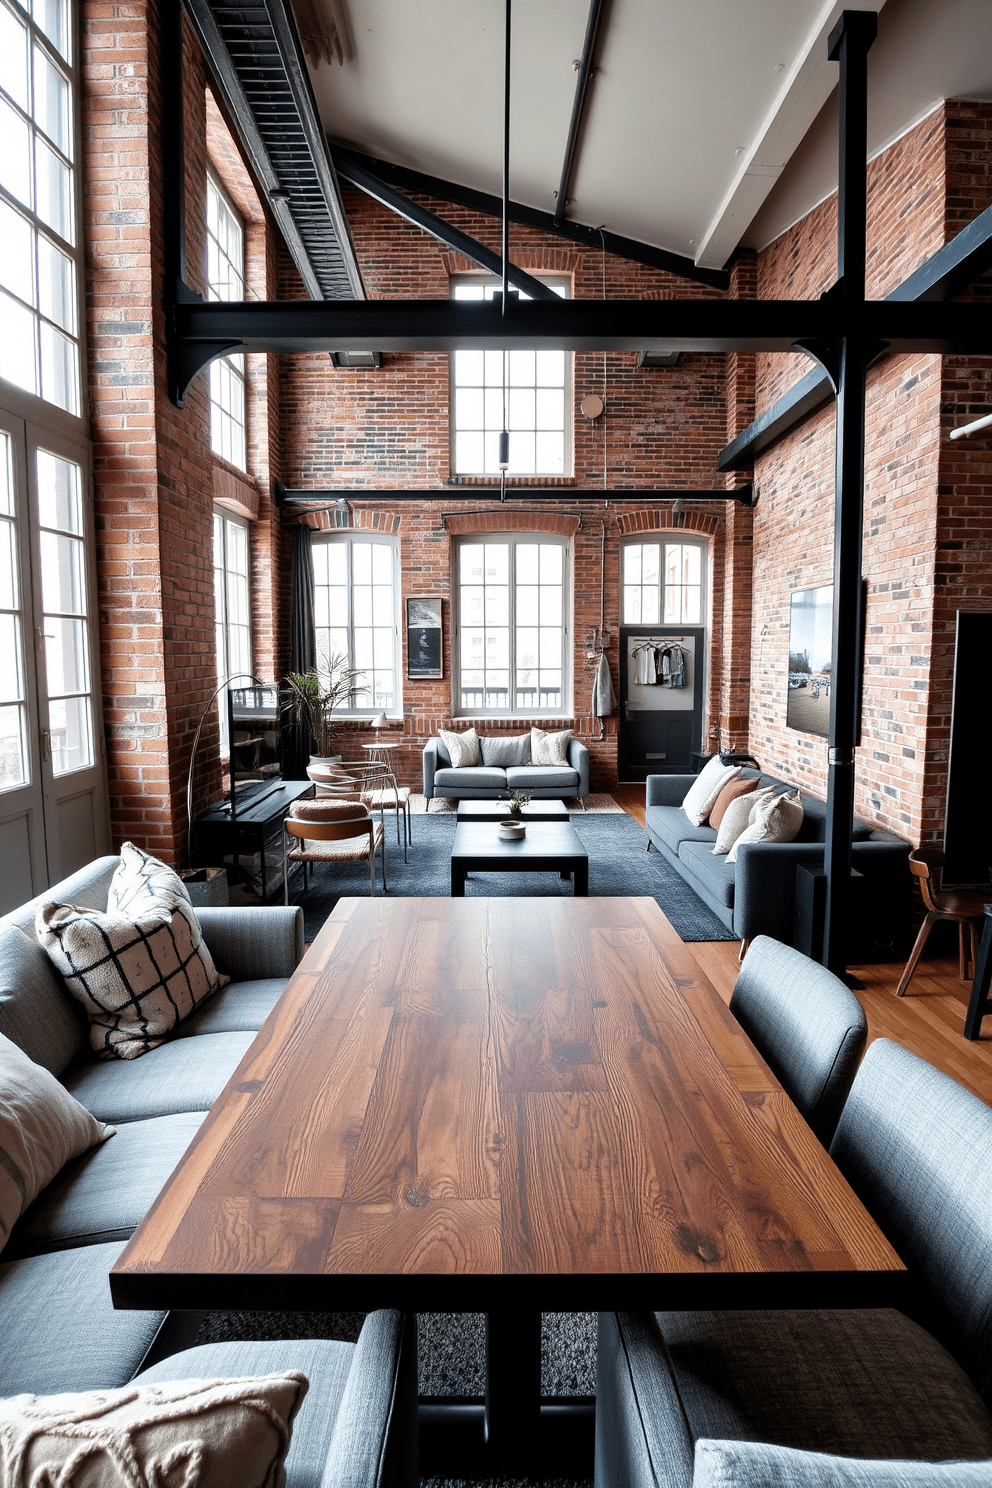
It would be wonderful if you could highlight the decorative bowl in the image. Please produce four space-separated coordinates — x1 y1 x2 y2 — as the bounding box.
498 820 526 840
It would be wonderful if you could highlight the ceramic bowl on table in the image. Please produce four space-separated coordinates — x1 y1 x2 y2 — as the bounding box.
498 820 526 840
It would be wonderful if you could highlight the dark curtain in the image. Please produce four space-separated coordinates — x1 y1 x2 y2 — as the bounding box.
284 524 317 779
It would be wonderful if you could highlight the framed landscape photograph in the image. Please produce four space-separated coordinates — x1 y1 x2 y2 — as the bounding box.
787 585 833 738
407 596 443 678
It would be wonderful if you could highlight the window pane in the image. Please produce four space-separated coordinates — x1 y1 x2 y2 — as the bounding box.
39 319 77 412
0 5 29 109
36 449 81 531
40 530 84 613
535 350 565 385
455 430 484 473
0 200 35 305
484 544 508 583
48 693 92 774
0 520 17 609
623 586 641 624
43 613 87 693
32 0 70 60
534 432 564 473
642 545 660 584
453 349 483 385
33 44 70 156
642 588 660 624
623 545 641 584
454 385 483 431
516 585 538 625
0 95 31 206
37 234 75 331
0 287 37 394
539 544 562 583
34 134 72 240
0 701 27 789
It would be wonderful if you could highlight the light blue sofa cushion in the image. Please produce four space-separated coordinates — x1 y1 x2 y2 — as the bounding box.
505 765 579 791
172 978 286 1037
694 1439 992 1487
730 937 867 1145
63 1030 255 1123
678 840 737 906
645 807 716 856
656 1308 992 1462
6 1110 205 1258
0 1241 166 1396
480 733 531 768
434 766 509 791
829 1039 992 1401
0 924 86 1076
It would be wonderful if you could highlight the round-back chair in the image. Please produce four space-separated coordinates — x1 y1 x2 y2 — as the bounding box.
282 796 386 902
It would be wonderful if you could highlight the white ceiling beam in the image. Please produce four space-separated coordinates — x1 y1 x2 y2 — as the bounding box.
694 0 886 269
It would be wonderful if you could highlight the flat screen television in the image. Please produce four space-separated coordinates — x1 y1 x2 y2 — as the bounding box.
226 684 283 814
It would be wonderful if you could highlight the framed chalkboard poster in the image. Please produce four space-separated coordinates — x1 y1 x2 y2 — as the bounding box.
407 596 443 678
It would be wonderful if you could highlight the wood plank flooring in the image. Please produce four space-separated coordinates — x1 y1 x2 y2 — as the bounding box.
610 784 992 1108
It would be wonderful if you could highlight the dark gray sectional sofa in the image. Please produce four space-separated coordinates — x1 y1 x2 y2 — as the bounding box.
0 855 418 1488
644 769 911 946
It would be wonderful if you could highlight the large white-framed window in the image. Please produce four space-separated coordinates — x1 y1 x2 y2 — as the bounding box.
313 534 400 713
0 0 81 415
450 275 570 477
206 170 247 471
622 538 707 626
214 508 252 749
0 429 28 789
454 534 570 716
38 444 93 774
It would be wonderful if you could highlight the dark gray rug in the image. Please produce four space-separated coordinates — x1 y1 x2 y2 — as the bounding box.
297 808 736 943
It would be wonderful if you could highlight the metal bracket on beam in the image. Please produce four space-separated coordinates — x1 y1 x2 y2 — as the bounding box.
170 339 243 409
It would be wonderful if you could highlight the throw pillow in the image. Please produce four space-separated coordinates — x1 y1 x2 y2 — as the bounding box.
712 787 773 855
108 841 191 915
708 775 759 831
439 727 481 769
694 1438 992 1487
727 789 804 864
682 756 741 826
0 1371 309 1488
530 727 573 766
479 733 531 769
0 1032 113 1256
36 893 229 1061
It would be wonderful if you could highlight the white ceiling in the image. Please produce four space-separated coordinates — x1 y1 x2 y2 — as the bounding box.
304 0 992 272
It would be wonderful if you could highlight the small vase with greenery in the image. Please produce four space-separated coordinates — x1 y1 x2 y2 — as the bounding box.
283 657 366 762
503 789 532 817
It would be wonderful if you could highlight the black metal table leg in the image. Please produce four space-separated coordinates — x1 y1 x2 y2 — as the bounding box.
964 906 992 1040
486 1308 542 1465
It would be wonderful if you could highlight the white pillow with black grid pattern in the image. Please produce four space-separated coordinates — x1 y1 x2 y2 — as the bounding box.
107 840 191 914
35 865 228 1061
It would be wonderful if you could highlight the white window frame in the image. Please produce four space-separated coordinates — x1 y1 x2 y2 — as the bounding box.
206 169 247 471
0 0 82 416
453 532 571 718
214 508 252 750
621 536 708 628
449 274 571 477
312 534 401 716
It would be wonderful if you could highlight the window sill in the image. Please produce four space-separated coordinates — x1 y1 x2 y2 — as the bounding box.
444 476 576 487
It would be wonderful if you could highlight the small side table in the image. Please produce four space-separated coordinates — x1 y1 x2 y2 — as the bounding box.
362 740 402 769
964 906 992 1040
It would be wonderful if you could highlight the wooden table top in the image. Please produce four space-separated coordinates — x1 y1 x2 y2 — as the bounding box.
111 897 905 1313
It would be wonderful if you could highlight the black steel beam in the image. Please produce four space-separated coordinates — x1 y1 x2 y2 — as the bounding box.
333 155 559 300
275 484 754 506
553 0 607 227
330 149 730 291
719 197 992 470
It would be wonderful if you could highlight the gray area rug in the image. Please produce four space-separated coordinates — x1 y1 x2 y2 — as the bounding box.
297 807 736 942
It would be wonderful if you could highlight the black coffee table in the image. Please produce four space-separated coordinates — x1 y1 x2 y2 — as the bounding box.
450 822 589 896
455 799 570 824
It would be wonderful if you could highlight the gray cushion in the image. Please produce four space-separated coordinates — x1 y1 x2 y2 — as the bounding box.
505 766 579 791
677 839 738 906
730 936 867 1145
173 978 286 1037
0 856 120 938
479 733 531 768
434 766 508 790
645 806 717 856
0 924 87 1076
63 1030 255 1123
656 1308 992 1461
693 1440 992 1487
829 1039 992 1401
0 1240 166 1396
6 1110 205 1258
137 1338 353 1488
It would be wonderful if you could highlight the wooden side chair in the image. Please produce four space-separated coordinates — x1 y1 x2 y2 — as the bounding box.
895 846 992 996
282 797 386 902
308 761 412 863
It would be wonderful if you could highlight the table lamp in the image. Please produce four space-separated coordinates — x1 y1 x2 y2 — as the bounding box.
369 711 388 743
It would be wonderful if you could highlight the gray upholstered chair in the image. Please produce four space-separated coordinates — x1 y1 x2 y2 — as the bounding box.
595 1039 992 1488
133 1310 419 1488
730 935 867 1145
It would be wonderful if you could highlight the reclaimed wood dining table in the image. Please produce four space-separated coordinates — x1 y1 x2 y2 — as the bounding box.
111 896 906 1476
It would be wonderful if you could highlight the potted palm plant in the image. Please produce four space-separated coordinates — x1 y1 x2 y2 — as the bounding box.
283 656 366 768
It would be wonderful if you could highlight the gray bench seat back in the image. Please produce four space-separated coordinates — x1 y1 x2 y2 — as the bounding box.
731 936 867 1145
829 1037 992 1401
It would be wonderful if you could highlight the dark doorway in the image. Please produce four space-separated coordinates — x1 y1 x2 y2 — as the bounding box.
618 627 705 782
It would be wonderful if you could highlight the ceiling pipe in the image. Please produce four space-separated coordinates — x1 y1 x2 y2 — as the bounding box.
949 411 992 440
553 0 607 228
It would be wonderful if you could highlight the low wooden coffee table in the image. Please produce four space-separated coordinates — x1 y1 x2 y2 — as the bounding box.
449 821 588 895
455 799 570 824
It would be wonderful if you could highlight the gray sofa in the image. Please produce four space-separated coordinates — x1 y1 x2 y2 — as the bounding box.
422 734 590 804
595 1038 992 1486
644 769 911 946
0 855 418 1488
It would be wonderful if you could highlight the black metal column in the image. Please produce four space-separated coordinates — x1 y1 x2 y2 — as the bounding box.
822 10 877 976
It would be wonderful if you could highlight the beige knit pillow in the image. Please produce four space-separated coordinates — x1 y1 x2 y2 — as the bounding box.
727 790 804 863
712 787 774 855
530 727 573 766
0 1033 113 1257
439 727 481 768
0 1372 308 1488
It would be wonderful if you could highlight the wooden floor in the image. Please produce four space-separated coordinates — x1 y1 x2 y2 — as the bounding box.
611 783 992 1107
